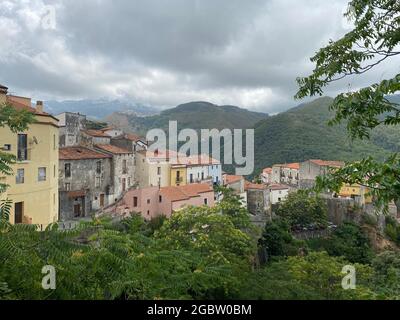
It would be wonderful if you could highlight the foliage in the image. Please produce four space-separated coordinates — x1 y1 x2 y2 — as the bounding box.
0 102 35 193
296 0 400 210
307 222 374 264
240 251 375 300
371 251 400 298
275 190 328 230
260 219 305 258
384 216 400 245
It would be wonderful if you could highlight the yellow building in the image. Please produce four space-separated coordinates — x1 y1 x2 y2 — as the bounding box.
339 184 372 204
170 164 187 187
0 84 59 228
136 149 171 188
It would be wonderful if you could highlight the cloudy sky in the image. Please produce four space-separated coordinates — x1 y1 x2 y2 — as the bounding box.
0 0 398 113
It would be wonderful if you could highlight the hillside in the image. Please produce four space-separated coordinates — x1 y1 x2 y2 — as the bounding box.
253 97 400 175
105 101 268 135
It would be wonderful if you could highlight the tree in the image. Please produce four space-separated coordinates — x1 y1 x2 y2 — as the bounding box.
275 190 328 230
296 0 400 211
308 222 374 264
260 219 305 258
0 102 35 193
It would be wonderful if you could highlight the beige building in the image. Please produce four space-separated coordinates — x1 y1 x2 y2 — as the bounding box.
0 84 59 228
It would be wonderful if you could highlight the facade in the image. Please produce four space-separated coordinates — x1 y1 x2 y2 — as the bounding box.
0 85 59 228
56 112 87 147
94 144 136 199
81 130 111 147
299 159 344 189
59 146 113 220
338 184 372 205
223 174 247 206
170 164 187 186
111 183 215 220
268 184 290 205
136 150 172 188
271 163 300 186
245 182 270 216
260 167 272 184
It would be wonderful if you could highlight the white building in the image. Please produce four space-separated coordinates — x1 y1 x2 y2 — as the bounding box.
268 184 290 205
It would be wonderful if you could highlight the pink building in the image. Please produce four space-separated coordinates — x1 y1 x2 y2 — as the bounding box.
113 183 215 220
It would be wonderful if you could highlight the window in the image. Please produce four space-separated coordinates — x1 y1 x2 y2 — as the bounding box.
204 198 208 205
159 195 162 203
128 177 131 187
157 167 161 175
65 183 71 191
96 161 102 174
14 202 23 224
147 210 150 216
65 163 71 178
38 167 46 181
122 160 127 174
17 134 28 161
95 176 101 187
190 174 193 183
53 134 56 150
147 199 150 204
201 172 204 180
133 197 138 207
16 169 24 184
3 144 11 151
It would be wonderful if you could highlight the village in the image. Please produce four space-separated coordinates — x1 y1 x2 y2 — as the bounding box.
1 83 396 231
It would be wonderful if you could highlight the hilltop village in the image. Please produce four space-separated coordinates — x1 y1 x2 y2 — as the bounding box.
0 84 397 230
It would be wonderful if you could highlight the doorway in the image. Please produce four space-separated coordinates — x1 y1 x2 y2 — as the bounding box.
14 202 23 224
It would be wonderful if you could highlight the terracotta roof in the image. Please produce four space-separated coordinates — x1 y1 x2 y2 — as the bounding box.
224 175 243 185
95 144 131 154
124 133 145 142
160 183 213 202
68 190 86 199
82 130 111 138
284 163 300 170
263 167 272 174
310 160 344 168
99 126 115 132
59 147 112 160
245 181 266 190
269 184 290 191
6 96 59 121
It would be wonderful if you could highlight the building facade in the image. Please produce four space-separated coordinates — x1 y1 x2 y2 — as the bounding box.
59 146 113 220
271 163 300 186
299 159 344 189
56 112 87 147
0 85 59 228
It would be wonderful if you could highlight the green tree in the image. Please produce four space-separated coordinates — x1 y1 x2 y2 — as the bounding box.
0 102 35 193
296 0 400 211
275 191 328 230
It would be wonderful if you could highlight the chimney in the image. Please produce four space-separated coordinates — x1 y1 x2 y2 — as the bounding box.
0 84 8 105
36 100 44 113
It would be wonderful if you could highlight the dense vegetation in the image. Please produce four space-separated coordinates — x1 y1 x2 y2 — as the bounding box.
106 101 268 135
2 188 400 300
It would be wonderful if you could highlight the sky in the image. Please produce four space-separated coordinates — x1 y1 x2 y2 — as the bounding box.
0 0 399 114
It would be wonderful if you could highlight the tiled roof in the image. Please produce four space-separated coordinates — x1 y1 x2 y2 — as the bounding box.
310 159 344 168
284 163 300 170
82 130 111 138
6 96 57 119
59 147 112 160
95 144 131 154
224 175 243 185
269 184 290 191
160 183 213 202
124 133 144 142
245 181 266 190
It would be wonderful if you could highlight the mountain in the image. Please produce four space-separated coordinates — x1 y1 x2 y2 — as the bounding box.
253 96 400 175
105 101 269 135
44 99 160 119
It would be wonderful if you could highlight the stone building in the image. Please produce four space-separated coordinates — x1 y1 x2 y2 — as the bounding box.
59 146 113 220
94 144 136 199
245 182 270 216
271 163 300 186
56 112 87 147
299 159 344 189
81 130 111 147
